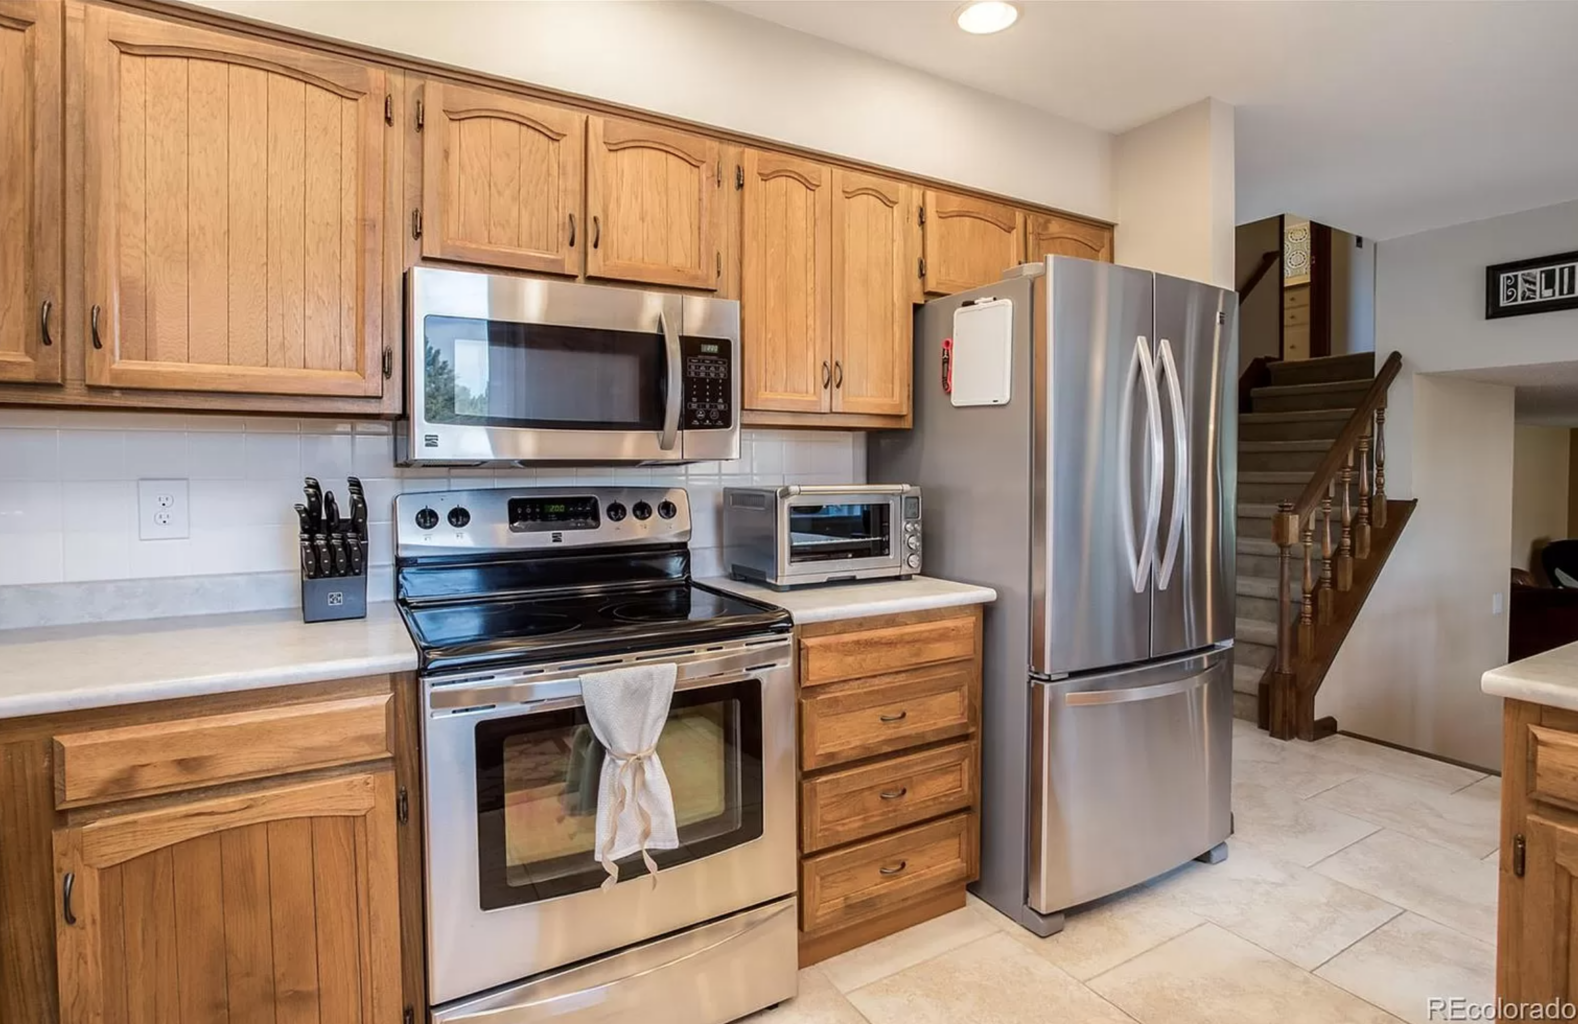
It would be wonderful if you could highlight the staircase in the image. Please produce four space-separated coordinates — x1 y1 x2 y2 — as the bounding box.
1233 352 1415 738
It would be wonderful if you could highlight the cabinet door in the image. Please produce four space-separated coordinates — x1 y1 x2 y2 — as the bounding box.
0 0 63 385
922 190 1023 296
586 115 721 290
741 149 831 414
54 770 401 1024
421 81 584 276
832 169 918 417
82 7 387 398
1025 211 1112 263
1509 814 1578 1002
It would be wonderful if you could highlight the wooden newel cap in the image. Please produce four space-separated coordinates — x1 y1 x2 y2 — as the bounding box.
1271 502 1300 547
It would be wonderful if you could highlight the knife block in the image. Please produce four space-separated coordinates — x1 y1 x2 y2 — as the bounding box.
301 573 368 624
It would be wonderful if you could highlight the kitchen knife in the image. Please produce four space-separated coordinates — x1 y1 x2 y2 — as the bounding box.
347 475 364 498
295 503 316 579
330 534 348 577
348 531 363 576
324 490 341 534
314 535 332 579
303 477 323 534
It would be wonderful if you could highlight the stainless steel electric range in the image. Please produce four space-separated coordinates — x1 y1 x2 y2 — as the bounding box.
395 486 798 1024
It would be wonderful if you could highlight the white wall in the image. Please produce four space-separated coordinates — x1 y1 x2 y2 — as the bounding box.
1318 197 1578 768
193 0 1115 221
1511 425 1571 574
1113 99 1235 289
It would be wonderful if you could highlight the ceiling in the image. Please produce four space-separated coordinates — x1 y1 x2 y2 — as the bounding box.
1441 363 1578 428
716 1 1578 240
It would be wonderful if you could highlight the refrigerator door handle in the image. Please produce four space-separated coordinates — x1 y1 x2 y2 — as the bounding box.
1155 337 1189 589
1117 335 1162 594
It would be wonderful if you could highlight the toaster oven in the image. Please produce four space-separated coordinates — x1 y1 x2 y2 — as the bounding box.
722 485 922 589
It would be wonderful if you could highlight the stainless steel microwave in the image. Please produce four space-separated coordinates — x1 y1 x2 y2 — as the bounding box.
399 267 740 466
723 485 922 589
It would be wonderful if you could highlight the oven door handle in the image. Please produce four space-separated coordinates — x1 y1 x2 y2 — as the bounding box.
442 669 768 719
658 306 682 451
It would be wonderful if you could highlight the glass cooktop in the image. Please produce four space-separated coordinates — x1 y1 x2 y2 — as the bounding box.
402 582 791 674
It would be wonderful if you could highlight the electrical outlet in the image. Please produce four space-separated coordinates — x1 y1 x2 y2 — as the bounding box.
138 479 189 540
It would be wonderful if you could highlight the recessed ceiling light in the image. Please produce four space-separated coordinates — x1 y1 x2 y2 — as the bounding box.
955 1 1019 35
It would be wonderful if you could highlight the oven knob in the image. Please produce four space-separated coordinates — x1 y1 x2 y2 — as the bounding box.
907 553 922 569
447 506 471 528
658 500 677 520
907 535 921 551
606 502 627 522
905 521 919 534
632 501 653 521
414 507 439 530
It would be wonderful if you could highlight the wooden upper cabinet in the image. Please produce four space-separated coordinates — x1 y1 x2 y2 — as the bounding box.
741 149 832 414
922 190 1023 296
54 770 401 1024
0 0 63 385
420 81 584 276
586 115 722 290
831 169 918 417
82 7 387 398
1025 211 1113 264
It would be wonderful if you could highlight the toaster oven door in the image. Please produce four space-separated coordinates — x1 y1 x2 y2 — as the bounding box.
780 494 907 579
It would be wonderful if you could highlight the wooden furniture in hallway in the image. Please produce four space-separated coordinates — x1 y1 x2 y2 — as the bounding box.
794 606 983 965
1234 350 1417 740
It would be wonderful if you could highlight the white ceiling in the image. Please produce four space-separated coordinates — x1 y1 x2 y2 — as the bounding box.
716 1 1578 241
1444 363 1578 428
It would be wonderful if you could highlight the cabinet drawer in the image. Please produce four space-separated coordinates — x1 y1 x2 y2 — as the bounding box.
54 693 392 808
800 662 976 771
800 614 976 688
1283 305 1310 328
1529 725 1578 811
802 740 977 853
800 812 976 934
1283 286 1311 310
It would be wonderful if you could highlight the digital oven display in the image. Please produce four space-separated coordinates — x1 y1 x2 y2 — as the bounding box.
509 496 600 532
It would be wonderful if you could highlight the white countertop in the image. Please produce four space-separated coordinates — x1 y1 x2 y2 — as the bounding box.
698 575 997 624
0 602 419 720
1482 640 1578 712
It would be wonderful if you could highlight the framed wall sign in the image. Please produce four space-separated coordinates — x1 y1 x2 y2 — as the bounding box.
1486 250 1578 319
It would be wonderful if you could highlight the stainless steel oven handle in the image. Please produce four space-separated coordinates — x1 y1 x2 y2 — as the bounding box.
659 306 682 451
466 669 768 718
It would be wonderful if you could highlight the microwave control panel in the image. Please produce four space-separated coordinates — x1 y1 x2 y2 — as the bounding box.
680 337 734 429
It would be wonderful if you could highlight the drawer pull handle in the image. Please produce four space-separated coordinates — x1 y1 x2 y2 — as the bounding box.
878 860 908 876
879 710 908 723
879 787 908 800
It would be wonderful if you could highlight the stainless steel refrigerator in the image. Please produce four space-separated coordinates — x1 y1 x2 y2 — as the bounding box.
869 256 1237 935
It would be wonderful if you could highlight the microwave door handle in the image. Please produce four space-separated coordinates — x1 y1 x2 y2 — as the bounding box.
658 307 682 451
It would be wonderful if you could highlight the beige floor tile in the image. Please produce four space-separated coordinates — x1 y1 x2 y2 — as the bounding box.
1316 912 1495 1024
1229 779 1382 866
1013 878 1206 981
743 966 868 1024
1313 829 1499 945
818 906 998 993
1232 729 1363 798
848 932 1135 1024
1159 846 1402 970
1304 734 1486 792
1087 922 1403 1024
1311 772 1501 859
965 892 1025 932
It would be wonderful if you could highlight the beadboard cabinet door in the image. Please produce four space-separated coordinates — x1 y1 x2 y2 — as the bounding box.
586 115 722 290
922 190 1023 296
420 81 584 276
0 0 64 385
82 6 388 398
53 770 401 1024
741 149 832 414
1025 211 1113 264
831 169 918 418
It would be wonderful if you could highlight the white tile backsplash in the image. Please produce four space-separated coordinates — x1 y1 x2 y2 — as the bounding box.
0 409 866 624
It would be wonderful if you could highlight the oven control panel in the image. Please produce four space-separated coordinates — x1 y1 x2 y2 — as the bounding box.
681 337 733 430
395 487 692 558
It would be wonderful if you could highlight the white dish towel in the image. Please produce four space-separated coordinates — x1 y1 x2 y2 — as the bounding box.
580 662 680 890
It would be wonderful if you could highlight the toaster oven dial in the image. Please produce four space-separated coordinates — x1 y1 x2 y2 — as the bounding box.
906 535 921 551
906 553 922 569
632 501 653 521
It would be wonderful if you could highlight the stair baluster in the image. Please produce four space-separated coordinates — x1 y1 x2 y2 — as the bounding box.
1373 408 1387 529
1356 426 1373 559
1300 513 1315 656
1337 451 1354 591
1319 485 1334 625
1269 501 1300 739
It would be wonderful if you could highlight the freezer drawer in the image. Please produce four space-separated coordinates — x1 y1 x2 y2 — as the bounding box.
1028 648 1232 915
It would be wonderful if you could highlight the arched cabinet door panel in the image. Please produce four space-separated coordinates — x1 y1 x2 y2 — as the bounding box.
83 6 388 398
832 169 918 418
1026 212 1113 264
922 190 1022 296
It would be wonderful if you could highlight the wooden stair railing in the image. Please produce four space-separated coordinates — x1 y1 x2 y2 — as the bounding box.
1260 350 1416 741
1238 249 1281 302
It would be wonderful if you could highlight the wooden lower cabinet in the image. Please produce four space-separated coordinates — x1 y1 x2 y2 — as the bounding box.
795 606 983 965
0 674 419 1024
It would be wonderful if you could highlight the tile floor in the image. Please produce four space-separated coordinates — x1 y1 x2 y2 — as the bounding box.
750 719 1500 1024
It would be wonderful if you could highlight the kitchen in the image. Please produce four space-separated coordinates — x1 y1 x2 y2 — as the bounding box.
0 2 1506 1024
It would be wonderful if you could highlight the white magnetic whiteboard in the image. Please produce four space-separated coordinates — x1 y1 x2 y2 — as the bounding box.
950 298 1013 407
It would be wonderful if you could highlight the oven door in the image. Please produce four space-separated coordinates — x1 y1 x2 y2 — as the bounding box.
405 266 685 464
422 636 796 1007
778 489 905 582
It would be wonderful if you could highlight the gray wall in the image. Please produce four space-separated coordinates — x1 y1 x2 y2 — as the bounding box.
1236 216 1282 373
